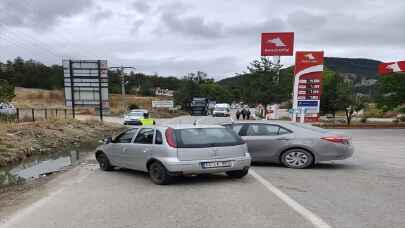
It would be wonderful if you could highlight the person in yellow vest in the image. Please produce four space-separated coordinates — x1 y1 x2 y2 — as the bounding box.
140 112 156 126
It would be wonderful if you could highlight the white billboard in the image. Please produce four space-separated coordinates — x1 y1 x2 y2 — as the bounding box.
152 100 174 108
63 60 109 108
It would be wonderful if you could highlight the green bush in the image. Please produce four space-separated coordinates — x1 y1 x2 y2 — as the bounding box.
0 113 16 122
363 109 384 118
360 117 367 123
399 115 405 122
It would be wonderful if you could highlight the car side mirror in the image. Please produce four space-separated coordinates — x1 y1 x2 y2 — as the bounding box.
102 136 113 144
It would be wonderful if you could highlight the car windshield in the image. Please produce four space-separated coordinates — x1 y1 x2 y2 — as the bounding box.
175 128 243 148
128 112 143 117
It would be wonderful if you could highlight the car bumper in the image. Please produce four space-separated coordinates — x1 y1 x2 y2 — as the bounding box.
316 144 354 162
160 154 251 175
123 120 141 125
213 113 229 117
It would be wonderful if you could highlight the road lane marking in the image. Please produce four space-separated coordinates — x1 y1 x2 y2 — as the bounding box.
249 169 332 228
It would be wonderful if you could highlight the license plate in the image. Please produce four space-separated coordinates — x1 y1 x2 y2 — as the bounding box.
201 161 232 169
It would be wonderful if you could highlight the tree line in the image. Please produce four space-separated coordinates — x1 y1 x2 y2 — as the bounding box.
0 57 404 115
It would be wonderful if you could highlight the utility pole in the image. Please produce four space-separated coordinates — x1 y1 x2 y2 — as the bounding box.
110 66 136 110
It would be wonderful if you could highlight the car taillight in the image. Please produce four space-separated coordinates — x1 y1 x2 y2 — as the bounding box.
321 136 351 145
165 127 177 148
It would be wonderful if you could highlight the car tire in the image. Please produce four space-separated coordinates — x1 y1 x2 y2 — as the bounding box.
281 149 314 169
148 162 173 185
96 153 114 171
226 169 249 178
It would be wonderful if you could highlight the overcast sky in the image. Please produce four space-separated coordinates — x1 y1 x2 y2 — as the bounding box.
1 0 404 79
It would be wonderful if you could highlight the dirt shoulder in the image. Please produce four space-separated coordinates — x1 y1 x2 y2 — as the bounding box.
0 119 125 168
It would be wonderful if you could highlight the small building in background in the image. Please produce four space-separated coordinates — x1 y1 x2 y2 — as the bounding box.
154 87 174 97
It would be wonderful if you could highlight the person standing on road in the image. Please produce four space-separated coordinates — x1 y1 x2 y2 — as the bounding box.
241 108 247 120
246 109 251 120
140 112 156 126
236 109 241 120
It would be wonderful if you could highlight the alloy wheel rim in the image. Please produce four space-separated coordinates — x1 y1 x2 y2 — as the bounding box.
151 165 163 182
285 151 308 167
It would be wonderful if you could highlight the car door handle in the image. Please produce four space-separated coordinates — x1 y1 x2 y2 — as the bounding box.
277 138 290 141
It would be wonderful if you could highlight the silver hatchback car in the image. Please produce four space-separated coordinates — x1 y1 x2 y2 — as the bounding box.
223 121 354 169
95 124 251 184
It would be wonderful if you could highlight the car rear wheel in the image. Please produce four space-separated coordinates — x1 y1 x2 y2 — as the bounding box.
96 153 113 171
226 169 249 178
148 162 173 185
281 149 313 169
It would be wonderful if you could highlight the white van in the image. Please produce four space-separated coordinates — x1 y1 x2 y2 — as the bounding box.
213 103 231 117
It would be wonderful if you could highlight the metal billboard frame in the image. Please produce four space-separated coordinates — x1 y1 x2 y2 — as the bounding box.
63 60 109 121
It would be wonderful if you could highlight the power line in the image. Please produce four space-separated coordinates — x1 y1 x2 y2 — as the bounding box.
2 0 104 59
0 31 58 61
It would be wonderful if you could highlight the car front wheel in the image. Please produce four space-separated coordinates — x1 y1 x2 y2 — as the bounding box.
281 149 314 169
226 169 249 178
148 162 173 185
96 153 114 171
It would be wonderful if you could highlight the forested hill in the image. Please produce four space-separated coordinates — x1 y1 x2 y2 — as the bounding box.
219 57 382 86
324 57 382 79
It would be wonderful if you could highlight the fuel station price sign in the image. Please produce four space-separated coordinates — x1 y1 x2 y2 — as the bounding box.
293 51 324 122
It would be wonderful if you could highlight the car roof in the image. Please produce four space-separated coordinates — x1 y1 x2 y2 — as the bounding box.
223 120 291 125
163 124 226 130
130 109 148 112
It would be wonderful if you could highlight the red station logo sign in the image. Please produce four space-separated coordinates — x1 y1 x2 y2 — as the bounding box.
378 61 405 75
261 32 294 56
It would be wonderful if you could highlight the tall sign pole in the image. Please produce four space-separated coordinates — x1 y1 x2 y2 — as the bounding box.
261 32 294 118
293 51 324 123
69 60 76 119
97 60 103 122
110 66 136 110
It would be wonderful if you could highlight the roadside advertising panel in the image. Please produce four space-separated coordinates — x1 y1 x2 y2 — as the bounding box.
63 60 109 108
152 100 174 108
261 32 294 56
293 51 324 122
378 61 405 75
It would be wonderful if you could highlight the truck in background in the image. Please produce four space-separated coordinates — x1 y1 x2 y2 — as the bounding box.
191 97 209 116
213 103 231 117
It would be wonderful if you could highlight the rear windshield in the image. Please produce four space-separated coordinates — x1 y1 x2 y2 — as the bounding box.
214 107 226 111
175 128 244 148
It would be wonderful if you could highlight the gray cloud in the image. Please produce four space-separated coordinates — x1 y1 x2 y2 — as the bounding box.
160 12 224 39
0 0 94 31
90 7 113 22
132 1 151 13
1 0 405 79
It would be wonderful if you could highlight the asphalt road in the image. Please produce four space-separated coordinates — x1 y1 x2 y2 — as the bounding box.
1 115 405 228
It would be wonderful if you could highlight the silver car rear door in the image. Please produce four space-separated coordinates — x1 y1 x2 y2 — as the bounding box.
242 123 293 162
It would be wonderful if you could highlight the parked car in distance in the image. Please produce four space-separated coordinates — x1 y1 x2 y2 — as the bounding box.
95 125 251 184
223 121 353 169
0 102 16 115
123 110 147 125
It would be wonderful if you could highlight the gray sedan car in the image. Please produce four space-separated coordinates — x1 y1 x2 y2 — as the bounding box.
223 121 353 169
95 124 251 184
